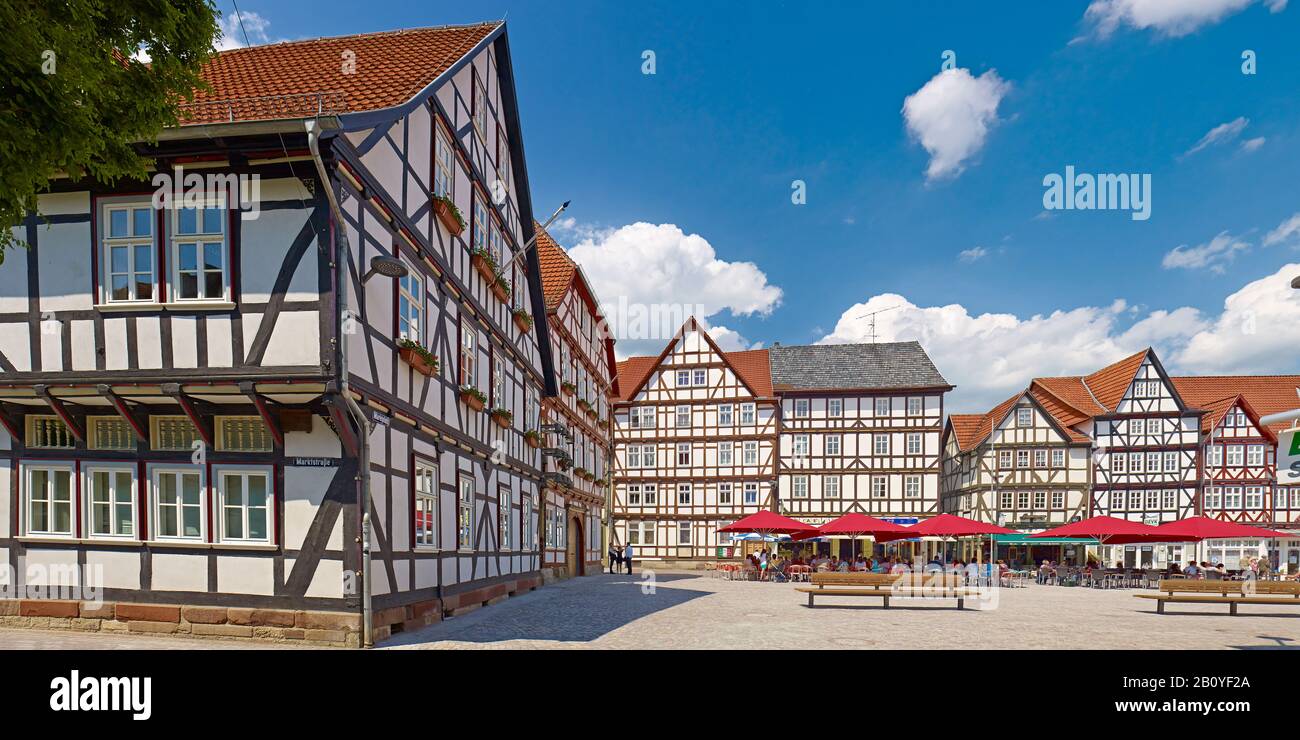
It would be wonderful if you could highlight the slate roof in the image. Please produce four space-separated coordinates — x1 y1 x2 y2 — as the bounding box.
180 23 499 125
768 342 950 392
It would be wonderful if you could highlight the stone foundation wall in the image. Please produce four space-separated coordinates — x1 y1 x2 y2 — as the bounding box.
0 598 362 647
369 575 543 643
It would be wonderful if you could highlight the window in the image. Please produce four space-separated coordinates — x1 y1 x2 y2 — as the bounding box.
743 442 758 465
101 201 156 303
458 476 475 550
459 320 476 388
472 71 486 138
873 434 889 455
522 497 534 549
677 443 691 466
1129 452 1144 473
1208 445 1223 467
472 195 489 257
677 521 692 545
1016 450 1030 468
676 370 691 386
1017 408 1032 427
1017 491 1029 509
826 434 841 456
626 484 642 506
499 486 512 550
676 405 691 427
154 469 204 540
1051 449 1065 468
86 467 135 538
907 397 922 416
641 444 657 468
151 416 199 452
216 417 272 452
491 356 504 407
1051 491 1064 508
693 369 706 386
875 398 890 416
1226 445 1244 466
907 433 922 455
1032 449 1047 468
743 483 758 505
1001 491 1014 510
1130 419 1144 435
1111 452 1127 474
828 399 842 417
1224 486 1243 509
398 269 422 342
434 130 454 199
718 441 733 465
794 399 809 418
172 204 227 301
89 417 134 450
1110 491 1125 511
792 475 808 498
824 475 840 498
25 466 74 536
677 483 692 505
489 220 504 268
718 483 732 505
1245 486 1264 509
718 404 733 425
630 406 655 429
627 445 641 469
999 450 1013 470
643 484 658 505
1162 489 1176 509
1146 451 1160 473
1163 451 1178 473
1205 487 1221 509
26 416 74 449
871 477 887 498
414 462 438 548
904 475 921 498
740 403 756 425
218 470 270 543
1247 445 1264 466
1033 491 1046 509
1144 490 1158 509
793 434 810 457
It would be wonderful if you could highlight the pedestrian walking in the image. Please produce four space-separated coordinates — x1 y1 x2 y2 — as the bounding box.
623 542 634 575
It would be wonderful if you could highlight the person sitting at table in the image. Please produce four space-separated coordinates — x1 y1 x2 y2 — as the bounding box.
1214 562 1228 576
835 557 850 572
1183 561 1200 578
1036 559 1053 584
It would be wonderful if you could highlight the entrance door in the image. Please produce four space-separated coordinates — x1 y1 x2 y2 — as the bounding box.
567 516 584 577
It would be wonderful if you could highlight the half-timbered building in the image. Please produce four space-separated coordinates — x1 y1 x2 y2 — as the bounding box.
770 343 952 542
0 22 561 646
611 319 778 562
535 227 615 580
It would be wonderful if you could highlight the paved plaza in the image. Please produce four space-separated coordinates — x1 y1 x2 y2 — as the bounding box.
382 570 1300 650
2 571 1298 650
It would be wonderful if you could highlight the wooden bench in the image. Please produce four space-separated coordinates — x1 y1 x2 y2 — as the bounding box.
1134 579 1300 615
795 572 977 609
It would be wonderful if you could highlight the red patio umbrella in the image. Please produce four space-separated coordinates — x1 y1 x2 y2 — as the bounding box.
1029 515 1165 545
792 513 911 560
718 510 817 536
888 513 1014 564
1150 516 1291 542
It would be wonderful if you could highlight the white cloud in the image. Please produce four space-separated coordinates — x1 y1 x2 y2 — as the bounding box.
567 222 782 358
702 323 758 352
815 263 1300 413
1240 136 1266 153
218 10 272 50
902 68 1010 181
1183 117 1249 157
1084 0 1267 38
958 246 990 263
1161 231 1250 273
1264 212 1300 247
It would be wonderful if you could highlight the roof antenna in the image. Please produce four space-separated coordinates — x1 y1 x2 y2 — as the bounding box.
853 305 898 343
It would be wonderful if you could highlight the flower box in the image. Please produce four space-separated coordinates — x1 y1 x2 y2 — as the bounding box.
490 408 513 429
471 250 497 284
397 340 439 377
524 430 541 449
561 382 576 397
490 279 510 303
459 386 486 411
433 196 465 236
512 310 533 333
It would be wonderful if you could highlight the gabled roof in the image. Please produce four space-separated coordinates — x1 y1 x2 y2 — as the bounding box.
182 23 499 125
768 341 950 391
613 318 772 402
949 392 1024 452
1082 349 1149 411
1172 375 1300 435
534 223 618 396
947 414 986 452
1028 380 1098 444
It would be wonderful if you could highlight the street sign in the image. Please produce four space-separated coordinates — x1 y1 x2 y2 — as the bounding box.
1280 428 1300 483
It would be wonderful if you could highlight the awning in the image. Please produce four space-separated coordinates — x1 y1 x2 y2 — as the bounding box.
991 534 1098 544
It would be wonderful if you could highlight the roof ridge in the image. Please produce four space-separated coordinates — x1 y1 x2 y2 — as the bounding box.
213 22 502 55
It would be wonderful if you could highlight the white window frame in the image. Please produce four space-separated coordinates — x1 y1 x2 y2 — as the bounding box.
458 474 475 551
643 484 658 505
100 199 158 305
792 475 808 498
434 129 455 199
215 466 273 544
84 464 137 540
743 483 758 505
871 476 887 498
826 434 841 456
742 441 758 465
793 434 809 457
151 467 206 542
824 475 840 498
414 460 439 549
677 483 692 505
740 403 756 425
677 443 691 466
170 200 229 303
828 399 843 417
499 485 513 550
676 404 691 428
398 268 422 343
677 521 692 545
718 441 733 466
24 463 75 537
795 399 809 418
692 369 706 386
907 433 922 455
460 319 477 389
904 475 921 499
873 434 889 455
1017 407 1032 427
676 370 691 386
718 404 733 426
1051 448 1065 468
907 397 922 416
875 398 890 416
718 483 732 505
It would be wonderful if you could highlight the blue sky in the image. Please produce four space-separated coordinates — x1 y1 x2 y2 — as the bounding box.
223 1 1300 411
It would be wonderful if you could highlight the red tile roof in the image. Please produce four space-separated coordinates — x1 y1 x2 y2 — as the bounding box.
949 392 1023 451
535 226 576 309
180 24 499 125
1173 376 1300 435
613 348 773 402
948 414 986 452
1082 349 1149 411
613 357 659 402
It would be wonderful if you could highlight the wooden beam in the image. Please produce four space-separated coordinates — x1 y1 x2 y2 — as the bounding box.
33 385 84 442
0 404 19 442
239 382 284 448
95 384 149 442
160 383 213 447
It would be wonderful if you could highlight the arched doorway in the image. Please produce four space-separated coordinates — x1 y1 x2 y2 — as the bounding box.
566 515 585 577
